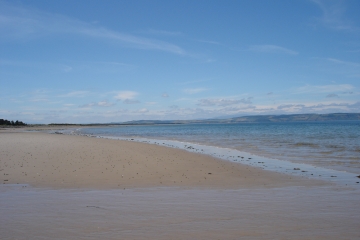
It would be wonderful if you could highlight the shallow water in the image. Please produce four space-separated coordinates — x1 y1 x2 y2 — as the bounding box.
78 122 360 174
1 184 359 240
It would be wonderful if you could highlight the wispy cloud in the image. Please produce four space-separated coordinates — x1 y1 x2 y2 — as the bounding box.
196 39 222 45
81 28 186 55
275 101 360 113
197 98 252 107
145 102 157 105
0 2 186 55
277 104 305 110
326 93 339 98
79 100 115 108
183 88 208 94
62 65 72 72
114 91 139 101
0 59 75 73
295 84 354 94
59 91 89 98
325 58 360 67
314 57 360 78
169 105 179 109
97 100 114 107
248 45 298 55
311 0 359 32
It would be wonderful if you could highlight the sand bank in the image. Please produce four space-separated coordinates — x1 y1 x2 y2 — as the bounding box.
0 131 321 189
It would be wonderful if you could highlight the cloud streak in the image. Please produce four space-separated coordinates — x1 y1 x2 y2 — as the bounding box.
183 88 207 94
59 91 89 98
0 2 186 55
79 100 115 108
326 93 338 98
275 101 360 113
114 91 139 101
325 58 360 67
295 84 354 94
197 98 252 107
314 57 360 78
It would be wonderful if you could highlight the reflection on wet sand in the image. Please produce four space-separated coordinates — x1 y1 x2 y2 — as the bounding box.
1 185 359 240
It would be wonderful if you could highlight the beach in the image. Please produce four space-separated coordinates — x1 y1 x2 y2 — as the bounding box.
0 130 319 189
1 129 359 239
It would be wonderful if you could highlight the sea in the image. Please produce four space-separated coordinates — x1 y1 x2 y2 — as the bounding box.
75 121 360 187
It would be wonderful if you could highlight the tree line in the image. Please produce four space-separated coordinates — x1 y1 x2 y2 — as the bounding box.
0 119 27 126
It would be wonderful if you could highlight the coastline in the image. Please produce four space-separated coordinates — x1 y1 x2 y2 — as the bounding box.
75 122 360 175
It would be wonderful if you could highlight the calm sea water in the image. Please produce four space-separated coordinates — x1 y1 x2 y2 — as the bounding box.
78 121 360 174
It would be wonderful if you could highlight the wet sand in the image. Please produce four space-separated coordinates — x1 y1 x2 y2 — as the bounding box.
1 185 359 240
1 130 359 239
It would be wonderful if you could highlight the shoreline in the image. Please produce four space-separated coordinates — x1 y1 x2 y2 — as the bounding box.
72 123 360 175
0 130 326 190
66 126 360 189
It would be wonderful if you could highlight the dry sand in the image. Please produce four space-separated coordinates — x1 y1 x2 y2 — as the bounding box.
0 131 320 189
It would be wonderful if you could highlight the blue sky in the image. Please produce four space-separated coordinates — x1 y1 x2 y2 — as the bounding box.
1 0 359 123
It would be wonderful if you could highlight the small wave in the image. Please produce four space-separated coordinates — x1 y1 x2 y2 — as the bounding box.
326 145 345 150
293 142 319 148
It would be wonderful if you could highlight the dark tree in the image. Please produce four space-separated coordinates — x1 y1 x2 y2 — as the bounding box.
0 118 27 126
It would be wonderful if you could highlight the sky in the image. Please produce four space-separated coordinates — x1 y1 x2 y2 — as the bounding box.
1 0 359 123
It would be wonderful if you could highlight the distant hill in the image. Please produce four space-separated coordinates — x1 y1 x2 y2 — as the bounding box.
227 113 360 123
119 113 360 125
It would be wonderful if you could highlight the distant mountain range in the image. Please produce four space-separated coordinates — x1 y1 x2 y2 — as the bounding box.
118 113 360 125
47 113 360 126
